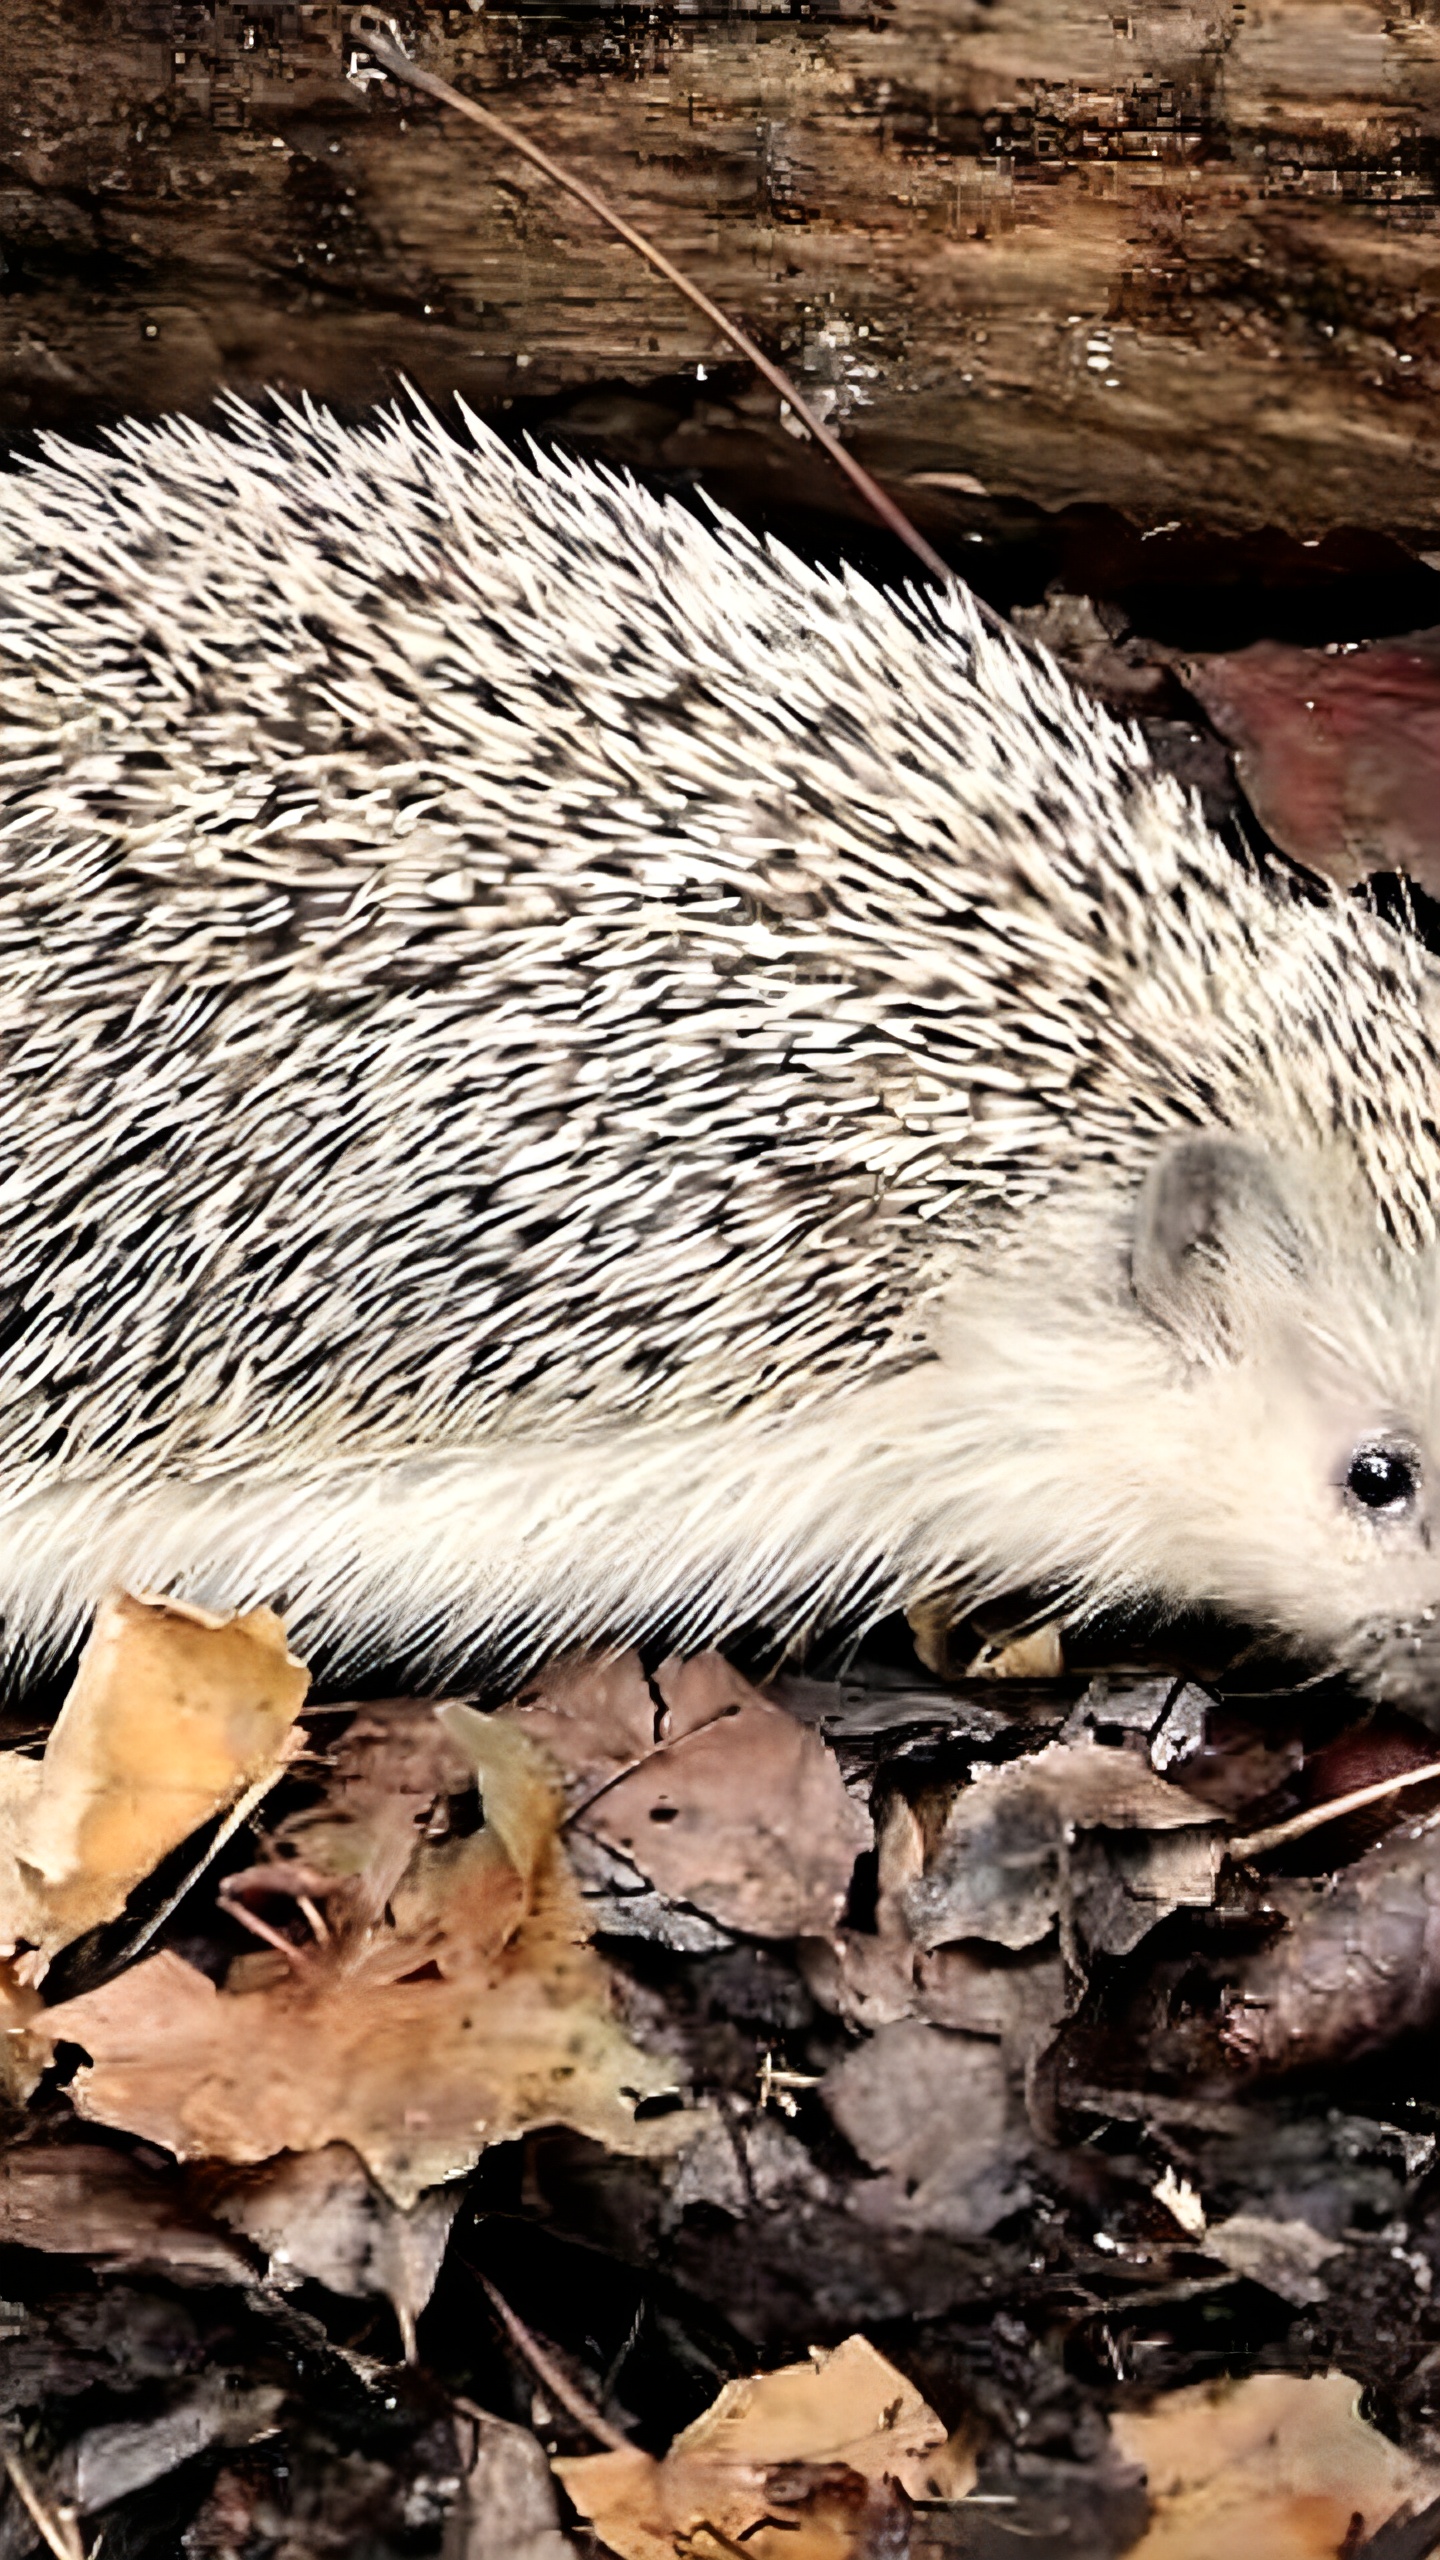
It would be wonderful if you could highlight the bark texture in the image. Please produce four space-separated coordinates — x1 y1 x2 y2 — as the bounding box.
3 0 1440 534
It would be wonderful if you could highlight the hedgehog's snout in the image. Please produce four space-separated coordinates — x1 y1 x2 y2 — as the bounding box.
1339 1605 1440 1720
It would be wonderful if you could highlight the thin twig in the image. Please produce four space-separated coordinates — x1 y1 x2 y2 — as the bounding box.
3 2449 85 2560
469 2273 632 2452
351 13 966 596
215 1883 320 1979
1228 1757 1440 1863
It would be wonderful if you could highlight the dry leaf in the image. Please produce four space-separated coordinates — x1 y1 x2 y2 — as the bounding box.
1113 2369 1440 2558
901 1737 1221 1957
501 1650 870 1939
0 1590 308 1961
271 1696 477 1928
557 2334 972 2560
821 2020 1030 2239
1225 1809 1440 2077
1200 2212 1342 2307
205 2143 462 2355
804 1789 1068 2068
15 1710 695 2206
449 2409 576 2560
72 2382 283 2520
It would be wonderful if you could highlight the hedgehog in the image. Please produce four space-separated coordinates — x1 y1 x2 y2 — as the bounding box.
2 394 1440 1707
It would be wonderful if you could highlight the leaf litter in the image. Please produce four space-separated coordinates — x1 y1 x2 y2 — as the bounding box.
8 1678 693 2208
8 1601 1440 2556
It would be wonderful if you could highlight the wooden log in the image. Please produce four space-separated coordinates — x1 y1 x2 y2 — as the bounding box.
2 0 1439 536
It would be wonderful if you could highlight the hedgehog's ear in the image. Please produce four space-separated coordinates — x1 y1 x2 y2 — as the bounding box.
1131 1134 1306 1361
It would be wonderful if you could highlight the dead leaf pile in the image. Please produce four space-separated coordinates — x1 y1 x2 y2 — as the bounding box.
7 1685 690 2207
5 1593 1440 2560
805 1726 1222 2086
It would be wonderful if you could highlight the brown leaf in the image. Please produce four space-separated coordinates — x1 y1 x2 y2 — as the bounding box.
0 1591 308 1962
1112 2370 1440 2558
804 1790 1068 2070
1200 2213 1341 2308
270 1697 477 1930
15 1712 695 2206
821 2020 1030 2239
1223 1809 1440 2077
501 1651 870 1939
556 2335 971 2560
1186 635 1440 893
448 2409 576 2560
901 1738 1221 1957
69 2380 283 2520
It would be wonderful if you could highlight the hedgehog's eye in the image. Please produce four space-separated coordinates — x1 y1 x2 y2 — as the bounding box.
1346 1443 1419 1515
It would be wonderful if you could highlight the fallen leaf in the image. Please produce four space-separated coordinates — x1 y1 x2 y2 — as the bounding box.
803 1789 1067 2069
564 1829 735 1954
1200 2212 1342 2307
15 1709 695 2206
901 1738 1222 1956
1224 1809 1440 2076
821 2019 1030 2239
271 1695 477 1928
0 1591 308 1963
1113 2369 1440 2558
670 2113 835 2222
449 2408 576 2560
501 1650 870 1938
9 2377 284 2541
71 2381 283 2518
1186 634 1440 892
556 2335 972 2560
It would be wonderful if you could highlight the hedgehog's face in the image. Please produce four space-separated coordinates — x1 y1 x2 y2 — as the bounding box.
1131 1134 1440 1717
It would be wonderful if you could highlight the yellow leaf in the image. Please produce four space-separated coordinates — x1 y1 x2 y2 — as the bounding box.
1 1591 308 1962
1113 2370 1440 2558
558 2335 973 2560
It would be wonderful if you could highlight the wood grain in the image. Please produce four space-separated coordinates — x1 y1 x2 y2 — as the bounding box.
2 0 1439 534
